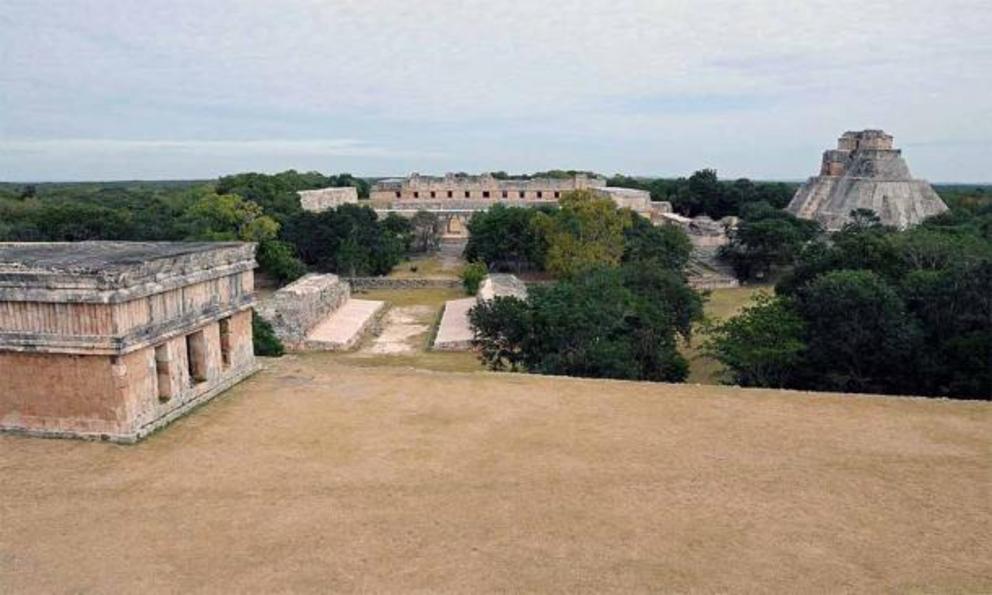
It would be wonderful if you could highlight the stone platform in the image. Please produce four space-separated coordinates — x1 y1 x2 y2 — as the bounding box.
304 299 386 351
432 297 477 351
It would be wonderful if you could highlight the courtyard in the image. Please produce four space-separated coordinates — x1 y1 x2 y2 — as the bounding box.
1 355 989 592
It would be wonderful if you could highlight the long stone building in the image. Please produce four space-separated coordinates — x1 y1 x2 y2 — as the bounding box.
0 242 259 442
787 130 948 230
370 172 655 236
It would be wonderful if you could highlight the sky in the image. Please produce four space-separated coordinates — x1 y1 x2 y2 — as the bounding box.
1 0 990 182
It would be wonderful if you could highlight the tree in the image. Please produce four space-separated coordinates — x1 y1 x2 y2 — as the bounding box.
410 210 443 253
256 240 307 283
533 190 630 278
180 191 279 243
704 294 806 388
622 212 693 272
469 267 699 383
281 204 404 276
464 204 547 271
468 296 532 371
794 270 920 394
719 201 821 281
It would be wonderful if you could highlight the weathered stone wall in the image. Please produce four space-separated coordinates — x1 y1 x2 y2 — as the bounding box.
298 187 359 213
255 274 350 347
0 309 257 442
371 173 606 202
348 277 461 290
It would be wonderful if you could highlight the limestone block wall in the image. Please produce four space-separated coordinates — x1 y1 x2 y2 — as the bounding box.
255 274 350 347
298 187 359 213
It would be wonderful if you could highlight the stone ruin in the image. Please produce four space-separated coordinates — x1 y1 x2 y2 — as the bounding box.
0 241 260 442
297 187 359 213
255 273 384 351
433 274 529 351
786 130 948 230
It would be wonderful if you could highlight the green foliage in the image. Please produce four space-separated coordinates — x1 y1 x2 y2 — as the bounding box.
251 311 285 357
704 293 806 388
469 266 702 383
622 212 693 271
606 170 796 218
534 190 630 278
464 204 547 272
281 203 405 276
180 190 279 242
794 270 920 394
461 261 488 295
467 296 532 371
719 201 822 281
716 211 992 399
256 240 307 283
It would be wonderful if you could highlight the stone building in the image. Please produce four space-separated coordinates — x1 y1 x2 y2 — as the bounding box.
371 172 606 203
786 130 948 230
0 242 259 442
371 173 656 237
298 186 359 213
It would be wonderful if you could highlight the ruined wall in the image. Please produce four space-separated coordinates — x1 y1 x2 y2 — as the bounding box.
298 187 359 212
255 274 350 347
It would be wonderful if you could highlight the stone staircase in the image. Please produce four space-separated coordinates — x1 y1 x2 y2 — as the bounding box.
687 248 740 290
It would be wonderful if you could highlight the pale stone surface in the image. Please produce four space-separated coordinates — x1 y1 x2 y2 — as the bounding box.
304 299 385 351
364 305 435 354
432 297 477 351
0 242 259 442
477 274 528 301
297 186 358 212
786 130 948 230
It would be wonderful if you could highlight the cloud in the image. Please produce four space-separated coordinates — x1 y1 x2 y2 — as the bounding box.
1 0 990 180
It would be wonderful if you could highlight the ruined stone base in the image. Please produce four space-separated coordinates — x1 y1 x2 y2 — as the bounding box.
302 299 387 351
432 297 477 351
0 362 261 444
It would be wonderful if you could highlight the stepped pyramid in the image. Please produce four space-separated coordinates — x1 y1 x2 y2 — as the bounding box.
786 130 948 230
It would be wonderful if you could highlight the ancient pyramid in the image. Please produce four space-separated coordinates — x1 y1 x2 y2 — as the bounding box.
786 130 948 230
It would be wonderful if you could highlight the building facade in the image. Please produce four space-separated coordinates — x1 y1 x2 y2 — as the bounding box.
371 173 655 237
0 242 259 442
371 172 606 203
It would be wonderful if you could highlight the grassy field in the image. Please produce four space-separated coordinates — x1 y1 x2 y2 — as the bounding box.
2 357 988 592
387 253 463 279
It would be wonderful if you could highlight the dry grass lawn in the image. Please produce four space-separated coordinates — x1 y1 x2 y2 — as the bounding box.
1 356 989 593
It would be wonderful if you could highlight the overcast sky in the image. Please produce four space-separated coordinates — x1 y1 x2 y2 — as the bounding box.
1 0 990 182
